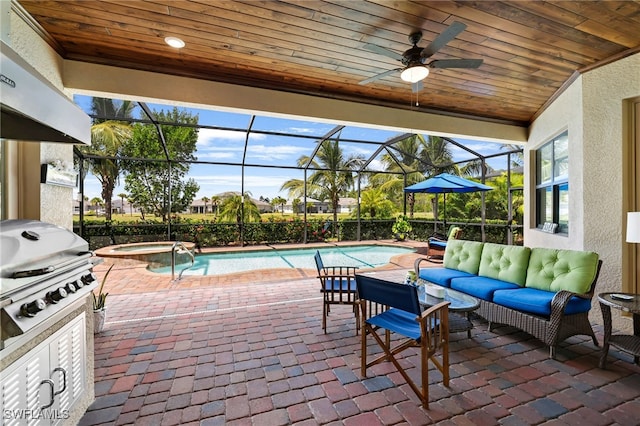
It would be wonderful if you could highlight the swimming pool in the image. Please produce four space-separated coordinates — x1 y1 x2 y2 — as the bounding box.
149 244 415 276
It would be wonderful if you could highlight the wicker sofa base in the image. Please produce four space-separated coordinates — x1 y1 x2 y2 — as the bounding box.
477 299 599 358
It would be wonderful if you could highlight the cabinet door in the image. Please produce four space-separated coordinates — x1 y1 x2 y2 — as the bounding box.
49 315 86 425
0 346 51 426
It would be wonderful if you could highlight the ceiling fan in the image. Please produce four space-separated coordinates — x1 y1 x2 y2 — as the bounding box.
359 21 482 90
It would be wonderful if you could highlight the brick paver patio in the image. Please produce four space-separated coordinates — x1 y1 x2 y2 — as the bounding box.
80 244 640 425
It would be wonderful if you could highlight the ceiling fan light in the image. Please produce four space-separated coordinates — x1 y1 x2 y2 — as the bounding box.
164 36 185 49
400 65 429 83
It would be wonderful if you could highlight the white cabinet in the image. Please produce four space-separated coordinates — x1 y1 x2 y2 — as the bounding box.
1 314 86 426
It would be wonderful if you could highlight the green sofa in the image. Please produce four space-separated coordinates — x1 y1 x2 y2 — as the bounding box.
414 240 602 358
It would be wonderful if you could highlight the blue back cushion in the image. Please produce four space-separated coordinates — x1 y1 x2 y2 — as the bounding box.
355 274 421 315
314 250 324 273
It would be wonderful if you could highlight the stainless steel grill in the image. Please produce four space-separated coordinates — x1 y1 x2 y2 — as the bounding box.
0 220 98 351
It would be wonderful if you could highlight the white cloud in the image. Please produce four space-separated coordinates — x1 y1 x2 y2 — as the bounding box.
196 128 266 148
196 151 237 160
246 144 308 160
367 159 385 171
286 126 326 134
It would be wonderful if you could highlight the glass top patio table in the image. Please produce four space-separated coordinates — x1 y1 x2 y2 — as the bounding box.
416 278 480 312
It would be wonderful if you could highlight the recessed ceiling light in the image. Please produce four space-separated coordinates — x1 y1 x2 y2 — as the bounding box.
164 36 185 49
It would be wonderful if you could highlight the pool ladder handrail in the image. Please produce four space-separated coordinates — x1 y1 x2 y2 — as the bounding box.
171 241 195 281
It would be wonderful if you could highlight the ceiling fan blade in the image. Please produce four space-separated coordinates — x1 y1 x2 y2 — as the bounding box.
359 68 402 85
363 43 403 61
411 81 423 93
421 21 467 58
430 58 483 69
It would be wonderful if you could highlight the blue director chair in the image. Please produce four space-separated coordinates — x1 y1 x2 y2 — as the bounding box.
355 274 450 409
314 250 359 334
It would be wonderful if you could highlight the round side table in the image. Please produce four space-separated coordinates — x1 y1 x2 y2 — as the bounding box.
597 292 640 369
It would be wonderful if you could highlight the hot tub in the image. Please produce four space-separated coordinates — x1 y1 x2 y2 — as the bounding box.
94 241 196 266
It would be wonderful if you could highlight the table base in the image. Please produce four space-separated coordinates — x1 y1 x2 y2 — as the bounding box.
449 312 474 338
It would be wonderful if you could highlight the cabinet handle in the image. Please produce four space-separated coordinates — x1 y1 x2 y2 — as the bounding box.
40 379 55 409
52 367 67 396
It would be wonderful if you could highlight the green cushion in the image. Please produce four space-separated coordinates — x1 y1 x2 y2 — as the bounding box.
447 226 461 240
478 243 531 286
443 239 484 275
525 248 599 294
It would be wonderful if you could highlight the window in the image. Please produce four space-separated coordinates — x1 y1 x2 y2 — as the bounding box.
535 131 569 234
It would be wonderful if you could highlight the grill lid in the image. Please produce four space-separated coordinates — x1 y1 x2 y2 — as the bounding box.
0 220 90 280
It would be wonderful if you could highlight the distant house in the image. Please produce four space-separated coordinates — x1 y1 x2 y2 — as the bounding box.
190 199 209 214
72 198 140 216
283 198 328 214
190 192 274 214
337 197 357 213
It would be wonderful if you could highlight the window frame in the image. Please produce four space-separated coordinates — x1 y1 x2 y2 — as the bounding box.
535 131 569 235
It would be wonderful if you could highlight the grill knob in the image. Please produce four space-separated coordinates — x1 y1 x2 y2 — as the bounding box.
47 288 68 303
20 299 46 317
81 273 97 285
74 278 84 289
65 282 77 293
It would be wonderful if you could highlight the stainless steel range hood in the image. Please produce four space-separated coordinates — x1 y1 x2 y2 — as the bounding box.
0 40 90 145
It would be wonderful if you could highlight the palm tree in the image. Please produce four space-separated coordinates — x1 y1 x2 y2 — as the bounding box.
201 196 210 214
359 188 394 218
218 193 261 224
117 192 127 216
281 137 363 234
210 195 221 217
271 196 287 214
81 98 134 221
291 198 301 215
372 134 456 217
90 197 104 214
418 135 458 176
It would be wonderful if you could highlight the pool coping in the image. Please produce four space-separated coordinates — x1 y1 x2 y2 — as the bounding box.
92 239 431 295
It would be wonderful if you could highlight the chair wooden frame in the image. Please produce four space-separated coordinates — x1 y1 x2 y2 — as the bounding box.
355 274 450 409
314 251 359 334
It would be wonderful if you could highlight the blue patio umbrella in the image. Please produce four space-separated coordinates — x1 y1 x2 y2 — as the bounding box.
404 173 493 226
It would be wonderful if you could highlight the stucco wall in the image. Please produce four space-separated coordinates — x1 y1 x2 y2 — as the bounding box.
527 77 584 251
582 53 640 333
6 4 75 228
527 53 640 332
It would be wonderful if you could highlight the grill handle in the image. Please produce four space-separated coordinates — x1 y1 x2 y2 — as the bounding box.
11 266 55 278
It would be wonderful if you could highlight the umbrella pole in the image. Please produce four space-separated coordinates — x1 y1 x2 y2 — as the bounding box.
443 193 447 230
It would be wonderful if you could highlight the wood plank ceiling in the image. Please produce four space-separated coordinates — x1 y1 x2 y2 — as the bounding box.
18 0 640 126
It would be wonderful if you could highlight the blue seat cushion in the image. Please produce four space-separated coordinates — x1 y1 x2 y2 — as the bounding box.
418 267 475 288
492 288 592 317
366 308 421 340
322 278 356 292
429 240 447 249
450 276 520 301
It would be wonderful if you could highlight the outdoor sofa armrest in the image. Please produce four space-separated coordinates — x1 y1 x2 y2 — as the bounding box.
414 257 430 277
550 289 588 317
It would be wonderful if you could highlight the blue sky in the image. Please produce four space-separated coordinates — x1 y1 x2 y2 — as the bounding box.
75 96 513 202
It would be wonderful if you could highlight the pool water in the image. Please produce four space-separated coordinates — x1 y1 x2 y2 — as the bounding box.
149 245 414 276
